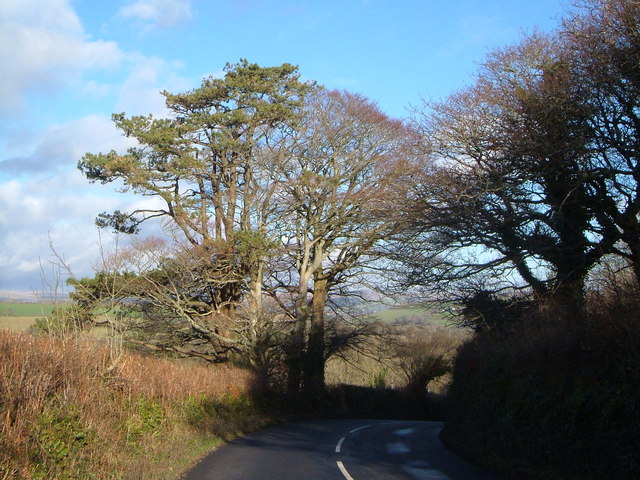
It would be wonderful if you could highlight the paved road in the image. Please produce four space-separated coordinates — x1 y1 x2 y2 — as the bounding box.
183 419 503 479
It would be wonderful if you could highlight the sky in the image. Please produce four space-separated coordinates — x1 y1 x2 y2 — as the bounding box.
0 0 568 296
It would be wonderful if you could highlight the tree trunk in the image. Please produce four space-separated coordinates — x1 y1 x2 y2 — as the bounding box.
303 275 327 396
619 216 640 286
287 278 310 395
286 321 305 395
547 272 586 322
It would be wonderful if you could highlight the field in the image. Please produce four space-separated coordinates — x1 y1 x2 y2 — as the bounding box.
0 302 57 317
0 302 451 331
371 306 450 326
0 302 59 332
0 302 113 336
0 316 39 331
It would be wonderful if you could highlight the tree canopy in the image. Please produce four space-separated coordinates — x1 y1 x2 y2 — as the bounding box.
74 0 640 386
77 60 408 394
394 0 640 317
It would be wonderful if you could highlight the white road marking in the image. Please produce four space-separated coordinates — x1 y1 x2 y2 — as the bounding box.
336 423 422 480
349 424 371 434
337 461 355 480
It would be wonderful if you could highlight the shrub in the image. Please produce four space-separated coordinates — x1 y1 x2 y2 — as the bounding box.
30 304 93 338
442 282 640 479
32 405 95 480
393 326 466 394
369 369 388 389
0 330 263 480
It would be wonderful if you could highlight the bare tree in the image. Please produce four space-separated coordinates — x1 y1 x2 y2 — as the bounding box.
393 326 463 394
270 89 413 394
397 32 616 314
562 0 640 284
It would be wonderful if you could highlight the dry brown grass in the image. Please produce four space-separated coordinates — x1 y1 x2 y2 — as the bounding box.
0 330 261 480
0 316 37 331
325 343 406 389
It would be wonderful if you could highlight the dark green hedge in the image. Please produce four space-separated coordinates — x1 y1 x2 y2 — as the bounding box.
442 314 640 479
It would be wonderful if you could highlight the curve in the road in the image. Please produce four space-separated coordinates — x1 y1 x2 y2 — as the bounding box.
183 419 502 480
332 420 502 480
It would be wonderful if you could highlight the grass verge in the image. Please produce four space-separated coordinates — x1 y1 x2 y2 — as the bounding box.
0 329 272 480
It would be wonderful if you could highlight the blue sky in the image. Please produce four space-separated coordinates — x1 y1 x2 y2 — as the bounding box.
0 0 566 295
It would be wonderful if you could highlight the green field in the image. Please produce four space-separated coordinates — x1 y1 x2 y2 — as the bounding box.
0 302 57 317
371 306 450 326
0 302 61 332
0 301 451 332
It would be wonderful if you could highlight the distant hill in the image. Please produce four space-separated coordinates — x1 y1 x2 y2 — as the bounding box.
0 290 68 303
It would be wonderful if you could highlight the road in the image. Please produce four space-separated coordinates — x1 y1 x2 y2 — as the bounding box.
183 419 503 479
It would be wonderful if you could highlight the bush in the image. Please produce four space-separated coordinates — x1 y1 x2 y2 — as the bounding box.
442 283 640 479
393 326 463 394
0 330 263 480
30 304 93 338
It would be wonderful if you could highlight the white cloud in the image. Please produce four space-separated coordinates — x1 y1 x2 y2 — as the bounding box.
0 0 194 291
0 110 174 291
0 114 133 174
81 80 115 99
115 57 172 116
0 113 135 290
0 167 151 291
0 0 123 116
0 175 98 288
118 0 192 29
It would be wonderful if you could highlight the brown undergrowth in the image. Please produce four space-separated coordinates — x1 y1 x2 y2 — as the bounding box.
0 330 267 480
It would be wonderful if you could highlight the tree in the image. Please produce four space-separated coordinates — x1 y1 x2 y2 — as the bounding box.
77 64 409 394
399 32 617 314
563 0 640 284
78 60 310 364
393 0 640 323
393 326 460 394
270 89 411 394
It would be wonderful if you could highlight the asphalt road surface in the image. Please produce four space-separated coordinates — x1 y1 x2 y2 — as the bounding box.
183 419 503 479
